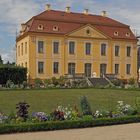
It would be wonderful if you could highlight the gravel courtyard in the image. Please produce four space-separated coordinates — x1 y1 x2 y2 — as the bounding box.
0 123 140 140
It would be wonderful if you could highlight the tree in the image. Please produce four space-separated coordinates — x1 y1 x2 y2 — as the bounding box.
0 55 3 65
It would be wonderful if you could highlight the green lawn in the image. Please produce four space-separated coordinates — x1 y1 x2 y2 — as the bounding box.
0 88 140 114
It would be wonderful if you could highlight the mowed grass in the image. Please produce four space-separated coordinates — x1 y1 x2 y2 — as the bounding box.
0 88 140 114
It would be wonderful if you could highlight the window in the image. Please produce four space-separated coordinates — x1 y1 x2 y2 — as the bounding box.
85 43 91 55
86 29 91 36
53 26 59 31
69 41 75 54
101 43 106 56
114 31 119 36
25 62 27 68
38 62 44 74
25 42 27 54
53 62 59 74
18 46 20 56
115 64 119 74
21 43 23 55
85 63 92 77
115 45 119 56
126 64 131 74
100 63 107 76
127 46 131 57
126 32 130 37
53 41 59 54
38 41 44 53
68 63 75 75
38 24 44 30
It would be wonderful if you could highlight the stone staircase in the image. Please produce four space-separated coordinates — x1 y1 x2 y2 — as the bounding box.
87 77 110 87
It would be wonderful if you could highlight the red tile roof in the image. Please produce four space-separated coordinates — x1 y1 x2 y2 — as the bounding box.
20 10 137 41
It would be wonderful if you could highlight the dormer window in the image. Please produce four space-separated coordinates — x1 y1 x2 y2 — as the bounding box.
53 26 59 31
114 31 119 36
38 24 44 30
126 32 130 37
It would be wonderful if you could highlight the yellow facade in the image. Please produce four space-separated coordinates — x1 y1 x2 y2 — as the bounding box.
16 24 138 82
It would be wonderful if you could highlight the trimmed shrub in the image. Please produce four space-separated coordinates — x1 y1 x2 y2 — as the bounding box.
80 96 92 115
0 65 27 85
0 115 140 134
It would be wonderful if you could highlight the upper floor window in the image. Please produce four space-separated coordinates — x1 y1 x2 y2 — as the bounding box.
53 62 59 74
53 26 59 31
101 43 106 56
38 41 44 53
126 64 131 74
21 43 23 56
115 64 119 74
18 46 20 56
127 46 131 57
38 61 44 74
85 43 91 55
53 41 59 54
126 32 130 37
115 45 120 56
25 42 27 54
69 41 75 54
38 24 44 30
114 31 119 36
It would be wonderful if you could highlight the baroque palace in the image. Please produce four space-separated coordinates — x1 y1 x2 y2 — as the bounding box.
16 5 138 82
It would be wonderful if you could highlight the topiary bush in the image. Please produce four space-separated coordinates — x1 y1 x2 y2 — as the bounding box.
80 96 92 115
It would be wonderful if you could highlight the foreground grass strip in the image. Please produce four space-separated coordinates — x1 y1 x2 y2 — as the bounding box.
1 115 140 134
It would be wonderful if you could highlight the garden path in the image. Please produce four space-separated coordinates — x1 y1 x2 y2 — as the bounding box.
0 123 140 140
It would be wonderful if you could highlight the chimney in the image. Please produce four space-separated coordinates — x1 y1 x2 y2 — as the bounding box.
84 9 89 15
101 11 107 17
45 4 51 11
66 6 71 13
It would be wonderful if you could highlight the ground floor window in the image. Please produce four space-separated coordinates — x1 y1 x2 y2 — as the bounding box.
115 64 119 74
68 63 75 75
126 64 131 74
38 61 44 74
85 63 92 77
53 62 59 74
100 63 107 77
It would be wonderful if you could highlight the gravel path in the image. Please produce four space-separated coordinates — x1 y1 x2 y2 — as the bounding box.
0 123 140 140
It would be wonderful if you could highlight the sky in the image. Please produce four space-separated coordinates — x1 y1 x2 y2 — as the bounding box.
0 0 140 63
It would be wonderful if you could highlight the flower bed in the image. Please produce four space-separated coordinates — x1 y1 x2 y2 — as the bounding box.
0 97 140 134
0 115 140 134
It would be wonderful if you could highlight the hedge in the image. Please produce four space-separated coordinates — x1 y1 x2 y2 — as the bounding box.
1 115 140 134
0 66 27 85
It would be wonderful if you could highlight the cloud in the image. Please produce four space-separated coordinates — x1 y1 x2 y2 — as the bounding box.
1 0 140 63
0 0 40 35
1 47 15 63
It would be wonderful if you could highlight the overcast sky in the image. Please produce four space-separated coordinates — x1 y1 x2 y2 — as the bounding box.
0 0 140 63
